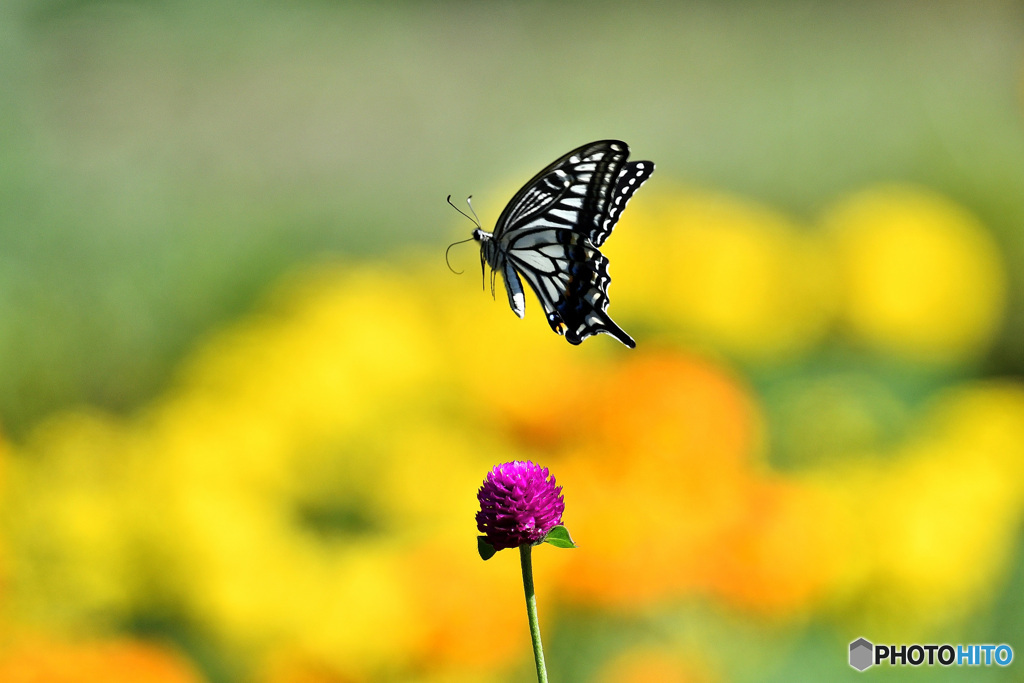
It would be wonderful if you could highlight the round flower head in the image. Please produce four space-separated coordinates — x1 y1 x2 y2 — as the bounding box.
476 461 565 551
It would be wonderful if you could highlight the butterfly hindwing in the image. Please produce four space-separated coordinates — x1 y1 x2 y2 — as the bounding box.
505 227 635 348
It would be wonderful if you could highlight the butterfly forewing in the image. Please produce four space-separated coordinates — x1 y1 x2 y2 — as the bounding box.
475 140 652 347
498 169 574 230
494 141 634 247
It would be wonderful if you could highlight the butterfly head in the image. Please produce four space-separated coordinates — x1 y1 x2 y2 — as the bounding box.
472 229 496 295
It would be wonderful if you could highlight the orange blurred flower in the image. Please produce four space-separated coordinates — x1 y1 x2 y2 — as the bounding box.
594 646 717 683
399 542 529 672
552 352 785 608
0 638 204 683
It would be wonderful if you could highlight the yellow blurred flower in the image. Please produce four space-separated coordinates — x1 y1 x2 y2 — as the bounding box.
149 257 599 678
824 185 1006 363
814 381 1024 636
0 260 544 680
1 412 155 633
142 264 525 676
610 187 837 361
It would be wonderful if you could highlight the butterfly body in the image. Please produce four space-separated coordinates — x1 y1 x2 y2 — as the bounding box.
469 140 653 348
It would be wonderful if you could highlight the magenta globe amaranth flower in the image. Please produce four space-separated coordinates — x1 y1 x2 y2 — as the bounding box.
476 460 566 552
476 461 574 683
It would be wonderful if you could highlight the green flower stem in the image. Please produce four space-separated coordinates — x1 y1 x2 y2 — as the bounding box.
520 543 549 683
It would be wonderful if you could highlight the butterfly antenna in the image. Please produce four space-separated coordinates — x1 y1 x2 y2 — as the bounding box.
445 194 482 275
465 196 482 226
446 194 480 228
445 236 474 274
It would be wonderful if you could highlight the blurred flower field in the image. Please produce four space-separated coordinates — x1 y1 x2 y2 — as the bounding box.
2 177 1022 682
4 1 1024 682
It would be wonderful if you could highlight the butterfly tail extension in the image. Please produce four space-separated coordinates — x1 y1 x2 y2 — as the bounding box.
562 313 635 348
607 322 636 349
560 268 636 349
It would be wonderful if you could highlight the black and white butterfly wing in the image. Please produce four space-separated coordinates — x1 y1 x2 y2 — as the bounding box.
492 140 653 347
503 225 635 347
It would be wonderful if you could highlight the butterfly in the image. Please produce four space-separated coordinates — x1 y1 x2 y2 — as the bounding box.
451 140 654 348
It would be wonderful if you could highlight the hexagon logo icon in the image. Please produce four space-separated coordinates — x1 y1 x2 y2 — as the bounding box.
850 637 874 671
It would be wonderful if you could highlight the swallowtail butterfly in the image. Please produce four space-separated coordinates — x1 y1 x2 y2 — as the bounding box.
459 140 653 347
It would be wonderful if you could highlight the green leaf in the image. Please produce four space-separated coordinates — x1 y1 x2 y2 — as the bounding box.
542 525 577 549
477 536 497 561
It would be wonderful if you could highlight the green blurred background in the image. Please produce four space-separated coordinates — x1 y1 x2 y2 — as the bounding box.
2 1 1024 681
